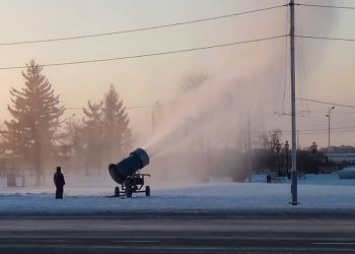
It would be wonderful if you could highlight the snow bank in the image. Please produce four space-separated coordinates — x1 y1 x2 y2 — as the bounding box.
0 173 355 216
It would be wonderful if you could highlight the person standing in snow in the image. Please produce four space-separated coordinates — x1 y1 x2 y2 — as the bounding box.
54 166 65 199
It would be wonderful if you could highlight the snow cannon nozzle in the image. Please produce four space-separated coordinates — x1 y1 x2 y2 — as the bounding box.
108 148 150 184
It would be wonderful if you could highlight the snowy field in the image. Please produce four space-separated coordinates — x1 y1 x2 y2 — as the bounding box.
1 173 355 217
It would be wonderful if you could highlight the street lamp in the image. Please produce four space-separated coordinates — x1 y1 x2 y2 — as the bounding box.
152 101 159 136
275 139 281 176
284 140 290 179
325 106 335 153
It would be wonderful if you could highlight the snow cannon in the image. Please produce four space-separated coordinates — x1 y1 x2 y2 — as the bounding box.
108 148 151 198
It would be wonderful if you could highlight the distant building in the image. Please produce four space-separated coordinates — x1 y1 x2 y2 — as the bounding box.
325 153 355 163
324 146 355 164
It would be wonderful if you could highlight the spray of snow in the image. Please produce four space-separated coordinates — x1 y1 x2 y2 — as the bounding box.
140 55 281 184
136 1 339 185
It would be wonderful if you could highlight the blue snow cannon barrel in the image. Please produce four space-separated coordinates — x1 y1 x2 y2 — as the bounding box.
108 148 150 184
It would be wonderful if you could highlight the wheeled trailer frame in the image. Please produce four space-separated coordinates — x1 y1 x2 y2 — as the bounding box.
114 173 150 198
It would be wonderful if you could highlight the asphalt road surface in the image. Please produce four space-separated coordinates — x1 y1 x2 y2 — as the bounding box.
1 216 355 253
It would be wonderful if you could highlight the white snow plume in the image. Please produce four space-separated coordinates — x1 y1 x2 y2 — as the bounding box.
140 0 340 184
142 58 280 184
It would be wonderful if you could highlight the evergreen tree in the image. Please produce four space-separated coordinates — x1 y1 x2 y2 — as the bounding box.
102 85 133 163
2 60 65 185
79 85 133 174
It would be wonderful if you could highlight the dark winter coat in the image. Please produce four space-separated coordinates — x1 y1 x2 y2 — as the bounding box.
54 172 65 188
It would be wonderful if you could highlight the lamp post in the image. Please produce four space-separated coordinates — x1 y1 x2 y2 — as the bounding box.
68 113 76 140
275 139 281 176
152 101 159 136
67 113 76 159
326 106 335 153
285 141 290 179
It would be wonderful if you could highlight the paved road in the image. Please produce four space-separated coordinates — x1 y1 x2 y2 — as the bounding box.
1 217 355 253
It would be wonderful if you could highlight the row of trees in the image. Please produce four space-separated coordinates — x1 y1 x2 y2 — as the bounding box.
198 128 345 183
0 60 133 185
0 61 344 186
247 130 341 177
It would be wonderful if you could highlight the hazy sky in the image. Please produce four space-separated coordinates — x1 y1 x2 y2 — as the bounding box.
1 0 355 148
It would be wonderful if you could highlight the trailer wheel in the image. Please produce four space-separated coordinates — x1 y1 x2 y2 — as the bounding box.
145 186 151 197
114 187 120 197
126 190 132 198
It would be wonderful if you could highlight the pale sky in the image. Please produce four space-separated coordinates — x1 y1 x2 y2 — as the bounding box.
1 0 355 149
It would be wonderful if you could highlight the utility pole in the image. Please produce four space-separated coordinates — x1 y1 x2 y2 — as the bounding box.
247 111 252 182
290 0 298 205
326 106 335 153
152 108 155 136
285 141 290 179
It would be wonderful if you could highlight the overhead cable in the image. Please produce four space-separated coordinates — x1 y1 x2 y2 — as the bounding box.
0 4 286 46
298 125 355 132
0 34 287 70
297 98 355 109
293 129 355 135
296 35 355 42
282 125 355 134
296 3 355 10
67 105 152 110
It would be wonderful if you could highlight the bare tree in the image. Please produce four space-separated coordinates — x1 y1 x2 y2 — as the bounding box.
179 72 209 93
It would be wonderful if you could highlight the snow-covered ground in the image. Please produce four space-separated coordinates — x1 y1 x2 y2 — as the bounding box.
1 173 355 217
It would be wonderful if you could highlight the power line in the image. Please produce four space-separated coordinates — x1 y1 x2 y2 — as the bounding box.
67 105 153 110
253 125 355 135
296 35 355 42
298 129 355 135
68 104 155 111
297 98 355 109
296 3 355 10
0 4 286 47
282 125 355 134
0 34 287 70
302 125 355 132
307 111 355 114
